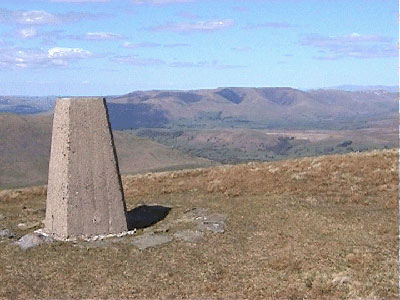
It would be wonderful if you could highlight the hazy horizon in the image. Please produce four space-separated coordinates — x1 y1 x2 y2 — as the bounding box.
0 84 398 98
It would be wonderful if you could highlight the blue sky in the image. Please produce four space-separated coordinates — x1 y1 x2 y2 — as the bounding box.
0 0 397 96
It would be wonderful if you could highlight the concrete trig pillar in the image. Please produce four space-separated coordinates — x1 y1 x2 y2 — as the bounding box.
44 97 128 240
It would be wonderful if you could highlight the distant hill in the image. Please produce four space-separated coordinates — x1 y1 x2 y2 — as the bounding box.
1 86 397 186
108 87 397 130
0 87 396 130
322 85 398 93
0 96 56 114
0 114 216 188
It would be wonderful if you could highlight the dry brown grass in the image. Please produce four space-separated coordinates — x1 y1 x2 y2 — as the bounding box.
123 149 397 206
0 149 397 299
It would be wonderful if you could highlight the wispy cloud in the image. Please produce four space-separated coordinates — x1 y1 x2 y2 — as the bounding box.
0 39 11 47
244 22 297 30
49 0 110 2
61 11 110 22
122 41 190 48
302 33 391 46
301 33 396 59
0 8 108 26
0 9 59 25
232 6 248 12
8 27 65 45
0 47 92 69
15 27 38 39
148 19 234 33
48 47 91 59
163 43 190 48
10 28 120 44
112 55 245 69
177 11 199 19
122 41 162 48
170 60 246 69
73 32 123 41
132 0 193 4
112 55 166 66
51 0 191 2
231 46 252 52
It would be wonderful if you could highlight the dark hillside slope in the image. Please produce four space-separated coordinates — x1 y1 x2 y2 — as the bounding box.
0 114 215 188
0 88 396 130
109 87 397 129
0 114 52 187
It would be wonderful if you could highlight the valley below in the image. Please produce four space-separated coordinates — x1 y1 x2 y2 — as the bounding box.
0 86 397 188
0 111 396 188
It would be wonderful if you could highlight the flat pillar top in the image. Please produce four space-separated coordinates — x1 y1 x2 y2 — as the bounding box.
57 97 105 101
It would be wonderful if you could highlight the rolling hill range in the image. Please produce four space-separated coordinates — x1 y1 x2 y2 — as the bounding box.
0 86 397 187
322 85 397 92
0 87 397 130
108 87 397 129
0 114 216 188
0 96 55 114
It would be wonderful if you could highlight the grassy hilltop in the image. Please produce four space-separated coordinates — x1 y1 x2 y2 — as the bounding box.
0 149 397 299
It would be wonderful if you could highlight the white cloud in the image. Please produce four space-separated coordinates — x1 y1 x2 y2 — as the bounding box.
132 0 193 4
76 32 123 41
149 19 234 33
301 33 391 47
0 47 92 69
59 11 110 23
47 0 189 2
122 41 162 48
301 33 396 60
17 28 38 39
48 47 92 59
0 48 48 69
112 55 166 66
111 55 245 69
10 29 65 44
0 9 59 25
18 10 59 25
170 60 246 69
122 42 190 48
49 0 110 2
0 8 106 26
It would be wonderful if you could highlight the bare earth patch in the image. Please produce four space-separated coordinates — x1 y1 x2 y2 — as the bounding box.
0 149 397 299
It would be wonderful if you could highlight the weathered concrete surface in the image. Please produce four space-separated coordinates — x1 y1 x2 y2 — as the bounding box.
44 98 127 240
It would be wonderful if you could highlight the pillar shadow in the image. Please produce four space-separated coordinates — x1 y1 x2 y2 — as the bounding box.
126 205 171 230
